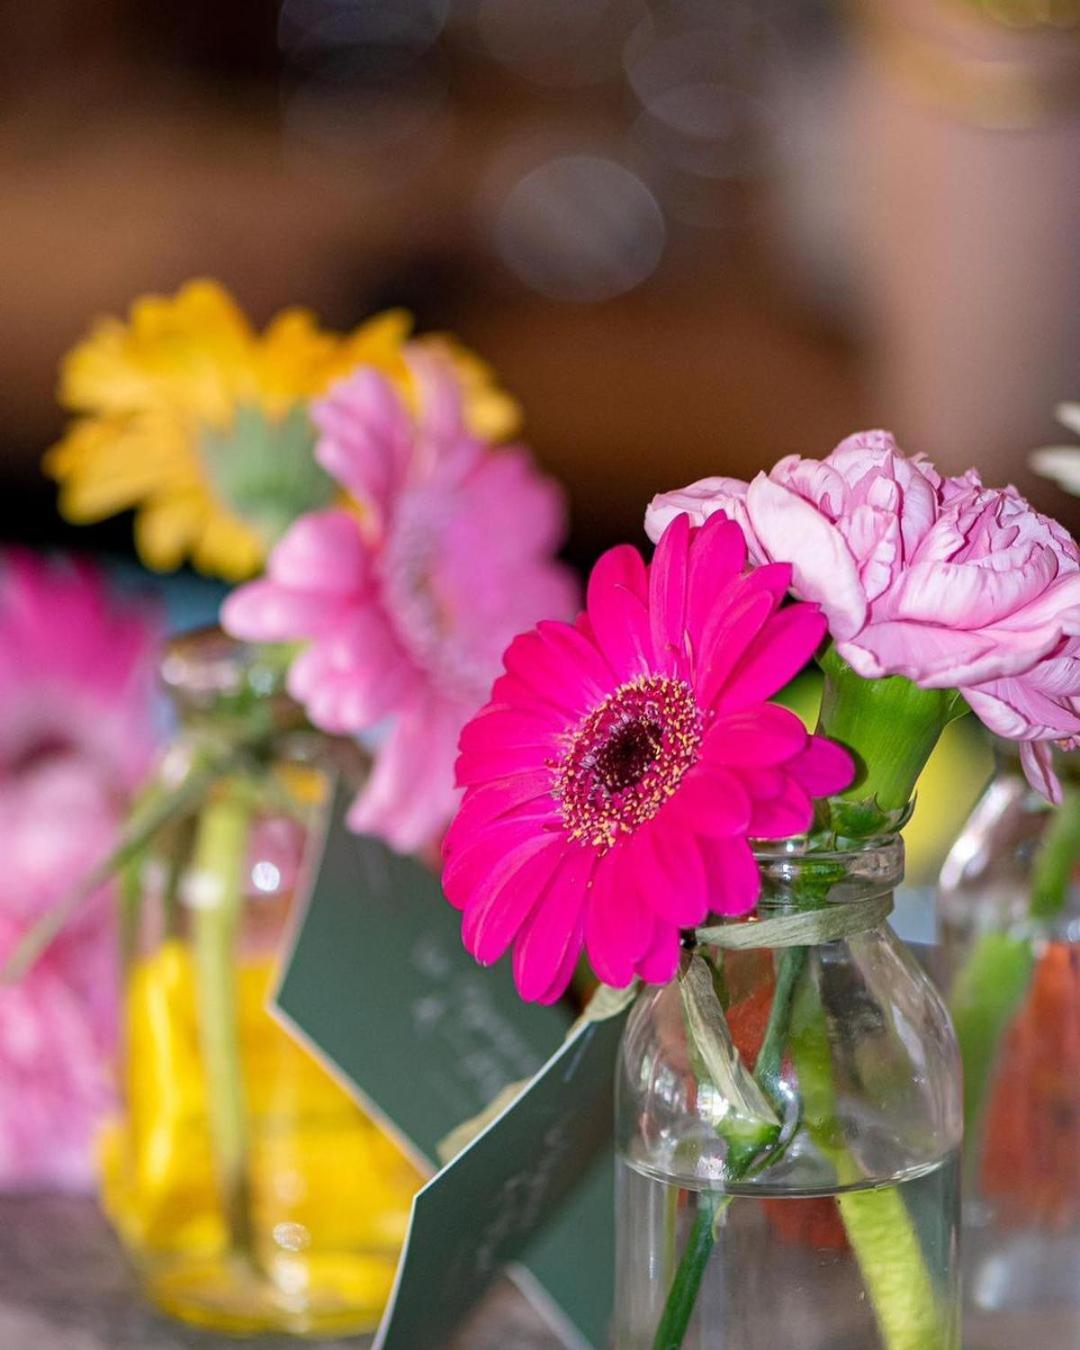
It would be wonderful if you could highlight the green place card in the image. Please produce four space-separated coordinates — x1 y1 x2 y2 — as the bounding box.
272 782 622 1346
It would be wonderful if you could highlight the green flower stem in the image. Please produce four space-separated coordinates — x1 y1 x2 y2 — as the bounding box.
790 984 950 1350
651 946 808 1350
950 781 1080 1167
817 645 963 837
191 789 258 1264
1030 782 1080 920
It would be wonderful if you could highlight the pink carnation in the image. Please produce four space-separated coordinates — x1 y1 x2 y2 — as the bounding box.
646 432 1080 802
444 514 854 1003
223 353 577 852
0 553 161 1190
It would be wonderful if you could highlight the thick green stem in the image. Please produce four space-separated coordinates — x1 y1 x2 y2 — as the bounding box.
1030 782 1080 920
651 947 808 1350
190 790 258 1264
817 645 962 838
790 982 950 1350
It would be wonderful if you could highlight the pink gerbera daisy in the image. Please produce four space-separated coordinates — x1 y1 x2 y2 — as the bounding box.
443 513 855 1003
0 551 161 1189
223 351 576 852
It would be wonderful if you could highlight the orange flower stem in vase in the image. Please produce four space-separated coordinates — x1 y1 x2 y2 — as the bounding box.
189 787 260 1272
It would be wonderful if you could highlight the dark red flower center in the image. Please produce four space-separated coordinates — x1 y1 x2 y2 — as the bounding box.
553 675 702 851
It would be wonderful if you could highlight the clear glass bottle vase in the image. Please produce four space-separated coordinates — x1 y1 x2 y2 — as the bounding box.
938 744 1080 1349
614 837 962 1350
99 629 423 1336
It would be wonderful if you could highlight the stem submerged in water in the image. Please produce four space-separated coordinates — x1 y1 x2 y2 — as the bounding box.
651 946 808 1350
190 790 258 1265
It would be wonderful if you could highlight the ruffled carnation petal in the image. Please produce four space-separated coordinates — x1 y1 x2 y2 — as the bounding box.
745 472 867 640
1020 740 1064 807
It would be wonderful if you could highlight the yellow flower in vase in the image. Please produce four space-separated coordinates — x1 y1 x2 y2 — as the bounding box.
45 280 519 581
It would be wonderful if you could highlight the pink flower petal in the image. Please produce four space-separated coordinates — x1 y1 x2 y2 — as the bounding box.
587 546 654 679
841 620 1061 690
784 736 855 797
512 847 595 1001
748 776 813 839
668 764 751 837
745 472 867 640
444 770 556 853
221 580 350 643
636 920 682 985
639 826 710 928
649 513 690 673
1020 740 1063 806
702 703 808 767
715 603 826 711
347 698 462 852
462 836 566 963
443 813 555 907
706 836 761 916
502 626 608 717
584 852 653 987
695 588 777 708
536 916 587 1005
685 513 748 647
268 509 369 593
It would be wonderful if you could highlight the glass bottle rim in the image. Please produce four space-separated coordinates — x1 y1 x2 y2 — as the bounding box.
751 833 904 904
160 625 298 721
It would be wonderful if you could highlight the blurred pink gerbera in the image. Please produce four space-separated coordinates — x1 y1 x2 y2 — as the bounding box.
444 514 854 1004
0 552 160 1189
223 353 576 852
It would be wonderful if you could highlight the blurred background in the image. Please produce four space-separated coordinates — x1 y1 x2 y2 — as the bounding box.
3 0 1079 570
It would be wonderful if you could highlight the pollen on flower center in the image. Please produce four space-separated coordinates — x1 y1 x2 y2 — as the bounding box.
553 675 702 851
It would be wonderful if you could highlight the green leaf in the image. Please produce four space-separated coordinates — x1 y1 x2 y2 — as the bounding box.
198 402 337 546
678 954 780 1154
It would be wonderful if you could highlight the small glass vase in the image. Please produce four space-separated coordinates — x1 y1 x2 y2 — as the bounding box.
98 629 423 1337
938 744 1080 1348
614 837 962 1350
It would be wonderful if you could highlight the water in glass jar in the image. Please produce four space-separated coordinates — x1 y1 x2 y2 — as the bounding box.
614 1152 960 1350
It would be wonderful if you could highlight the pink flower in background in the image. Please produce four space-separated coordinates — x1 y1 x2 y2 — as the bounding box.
646 432 1080 802
443 514 853 1003
223 353 576 852
0 553 161 1190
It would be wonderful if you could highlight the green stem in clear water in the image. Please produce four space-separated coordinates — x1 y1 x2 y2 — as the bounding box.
790 972 950 1350
651 946 808 1350
190 789 258 1265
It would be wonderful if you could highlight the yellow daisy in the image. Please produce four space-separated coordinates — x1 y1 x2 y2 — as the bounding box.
45 280 519 581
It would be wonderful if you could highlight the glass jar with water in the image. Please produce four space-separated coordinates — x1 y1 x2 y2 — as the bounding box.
614 837 962 1349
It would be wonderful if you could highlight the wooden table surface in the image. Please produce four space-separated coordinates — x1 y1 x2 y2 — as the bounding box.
0 1195 564 1350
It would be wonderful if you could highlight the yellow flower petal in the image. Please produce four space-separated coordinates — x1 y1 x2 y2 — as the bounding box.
192 508 266 582
45 284 518 581
134 492 207 573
